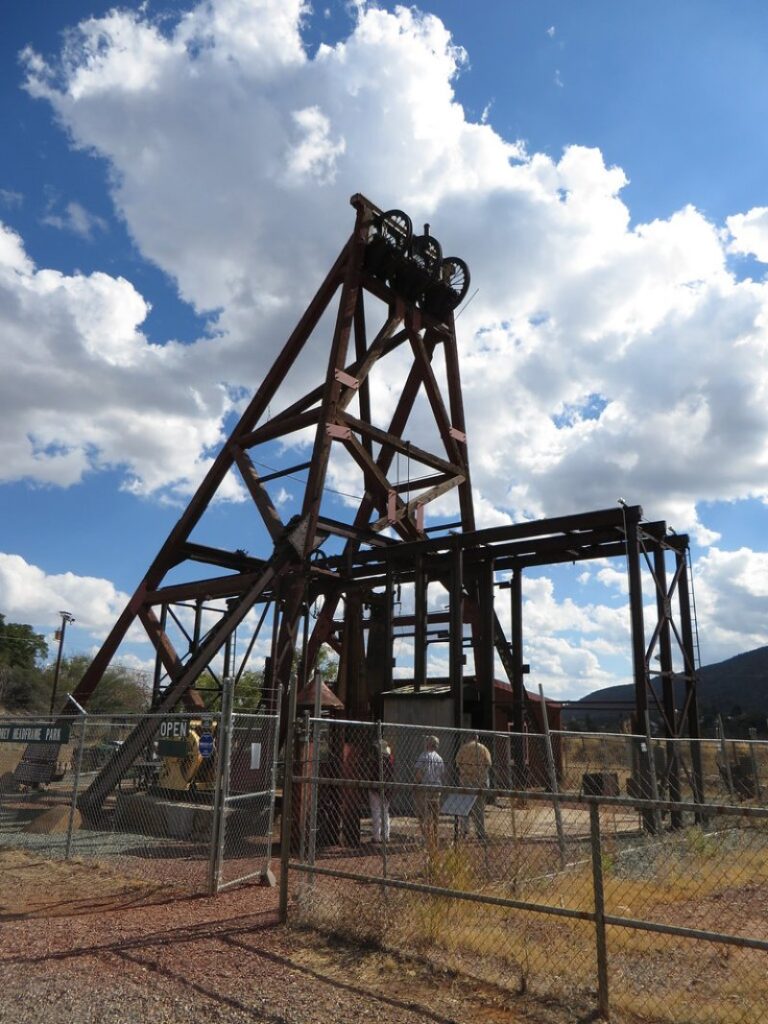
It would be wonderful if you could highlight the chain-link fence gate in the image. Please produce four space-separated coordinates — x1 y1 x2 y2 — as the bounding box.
0 692 279 896
208 701 282 892
283 718 768 1023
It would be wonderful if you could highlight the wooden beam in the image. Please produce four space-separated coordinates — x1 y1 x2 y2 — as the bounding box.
138 606 206 710
407 326 462 466
232 446 285 543
145 571 267 605
370 472 464 531
339 412 463 477
237 407 321 449
341 434 421 542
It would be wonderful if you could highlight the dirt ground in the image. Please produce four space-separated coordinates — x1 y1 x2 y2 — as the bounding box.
0 850 579 1024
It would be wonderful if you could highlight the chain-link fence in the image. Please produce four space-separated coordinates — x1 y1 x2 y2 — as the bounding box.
211 708 282 892
0 702 279 896
285 719 768 1023
550 728 768 806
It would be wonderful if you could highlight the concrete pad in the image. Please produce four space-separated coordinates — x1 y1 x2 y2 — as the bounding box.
25 806 81 834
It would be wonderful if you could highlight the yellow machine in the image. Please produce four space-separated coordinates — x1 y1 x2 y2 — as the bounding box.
157 720 217 794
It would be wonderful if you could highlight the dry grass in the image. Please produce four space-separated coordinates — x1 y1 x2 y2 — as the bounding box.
297 826 768 1023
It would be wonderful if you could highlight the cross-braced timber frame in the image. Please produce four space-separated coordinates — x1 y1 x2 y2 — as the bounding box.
32 194 701 820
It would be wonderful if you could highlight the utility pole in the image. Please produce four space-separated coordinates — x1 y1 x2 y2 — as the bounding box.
50 611 75 716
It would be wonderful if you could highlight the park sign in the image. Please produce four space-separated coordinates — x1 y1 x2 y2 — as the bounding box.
0 722 70 744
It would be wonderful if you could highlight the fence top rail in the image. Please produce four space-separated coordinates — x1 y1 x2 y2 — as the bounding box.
232 712 279 722
538 729 646 741
290 771 768 819
0 711 280 723
0 711 225 721
308 717 518 737
307 718 768 747
545 729 768 746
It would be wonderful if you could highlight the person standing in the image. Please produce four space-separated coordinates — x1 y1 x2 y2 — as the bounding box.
367 737 393 844
414 735 444 847
455 732 492 843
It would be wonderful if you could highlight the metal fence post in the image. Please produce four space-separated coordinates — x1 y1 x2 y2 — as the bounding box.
589 801 610 1021
307 717 321 885
279 671 300 923
717 714 735 799
208 677 234 895
298 709 310 869
377 720 388 881
539 684 566 869
261 683 283 886
748 728 763 803
644 712 662 834
65 712 88 860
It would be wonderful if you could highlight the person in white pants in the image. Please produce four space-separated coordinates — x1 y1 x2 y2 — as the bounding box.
367 738 393 843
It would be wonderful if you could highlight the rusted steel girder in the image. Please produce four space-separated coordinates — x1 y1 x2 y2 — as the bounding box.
38 194 478 810
23 192 700 828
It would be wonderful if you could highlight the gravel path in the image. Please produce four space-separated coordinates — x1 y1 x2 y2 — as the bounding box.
0 851 570 1024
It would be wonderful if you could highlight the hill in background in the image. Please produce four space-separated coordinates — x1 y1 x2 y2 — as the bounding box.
565 646 768 736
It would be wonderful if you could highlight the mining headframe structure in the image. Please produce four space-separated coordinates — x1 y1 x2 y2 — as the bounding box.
25 193 704 814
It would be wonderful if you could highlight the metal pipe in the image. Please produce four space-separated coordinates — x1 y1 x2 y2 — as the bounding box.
289 860 594 922
644 711 662 834
511 568 524 733
676 550 704 808
289 832 768 958
307 674 323 883
377 719 388 882
625 515 655 832
50 611 75 716
261 683 283 886
65 712 87 860
477 560 495 731
717 714 735 800
748 727 763 802
413 554 426 692
209 676 234 893
278 665 302 922
653 548 683 829
589 803 610 1020
449 542 464 730
290 773 768 819
539 684 567 869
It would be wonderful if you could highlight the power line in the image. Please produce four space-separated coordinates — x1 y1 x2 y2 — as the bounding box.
252 458 366 503
0 635 49 650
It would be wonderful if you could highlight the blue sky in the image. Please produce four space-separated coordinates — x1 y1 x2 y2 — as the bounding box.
1 0 767 698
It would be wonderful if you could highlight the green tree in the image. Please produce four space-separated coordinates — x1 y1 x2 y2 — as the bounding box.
0 614 47 669
0 614 49 711
232 644 338 711
0 665 51 712
315 645 338 682
43 655 150 714
234 669 264 711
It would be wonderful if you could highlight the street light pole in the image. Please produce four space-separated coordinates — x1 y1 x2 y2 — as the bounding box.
50 611 75 716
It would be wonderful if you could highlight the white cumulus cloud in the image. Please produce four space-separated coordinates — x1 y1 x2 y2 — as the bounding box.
16 0 768 542
0 221 236 497
0 553 131 636
3 0 767 671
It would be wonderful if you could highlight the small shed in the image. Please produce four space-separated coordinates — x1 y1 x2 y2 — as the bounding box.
381 676 562 733
381 677 563 785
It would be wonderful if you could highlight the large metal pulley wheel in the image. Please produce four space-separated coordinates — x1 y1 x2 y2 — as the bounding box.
376 209 412 250
410 231 443 276
440 257 470 308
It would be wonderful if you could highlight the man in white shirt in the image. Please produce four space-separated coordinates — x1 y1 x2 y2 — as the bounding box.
414 735 444 847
